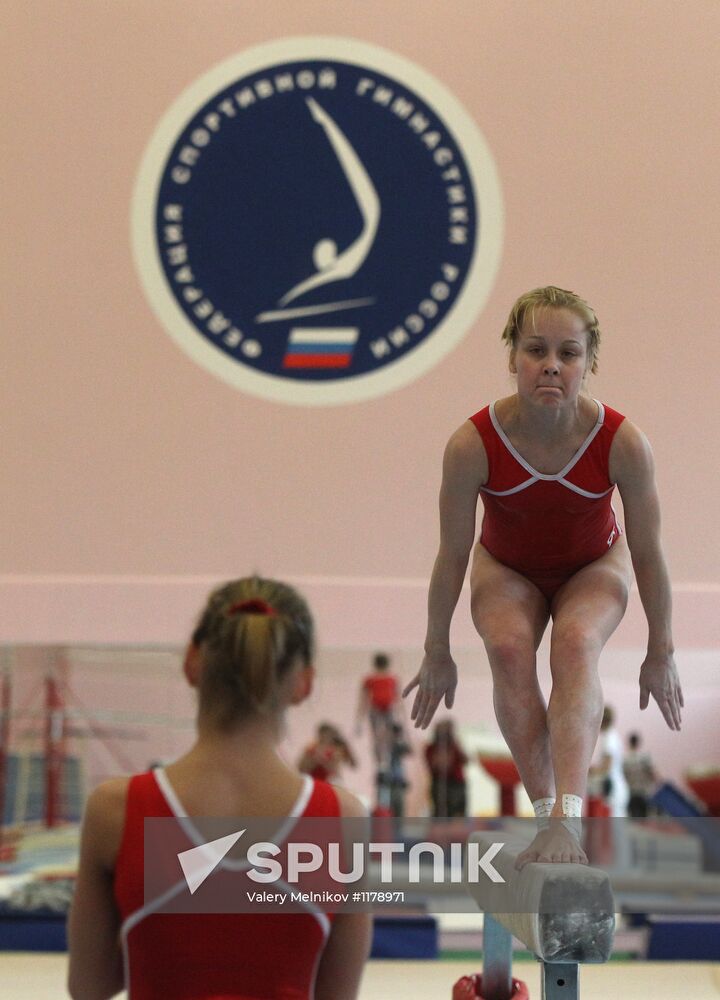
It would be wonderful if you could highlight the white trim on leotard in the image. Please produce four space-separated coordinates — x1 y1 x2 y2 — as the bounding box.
153 767 314 870
481 399 613 499
118 769 329 996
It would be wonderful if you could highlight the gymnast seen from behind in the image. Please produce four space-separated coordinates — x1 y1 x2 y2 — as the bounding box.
403 286 683 866
68 576 371 1000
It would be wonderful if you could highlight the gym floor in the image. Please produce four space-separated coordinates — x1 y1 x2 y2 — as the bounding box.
2 954 720 999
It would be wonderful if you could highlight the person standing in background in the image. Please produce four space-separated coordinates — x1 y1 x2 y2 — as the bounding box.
356 652 400 765
589 705 629 816
623 731 657 817
425 719 468 817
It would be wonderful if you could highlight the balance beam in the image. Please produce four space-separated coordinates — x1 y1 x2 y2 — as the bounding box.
467 829 615 1000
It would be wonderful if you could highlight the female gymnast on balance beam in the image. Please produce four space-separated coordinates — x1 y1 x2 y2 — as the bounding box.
403 286 683 866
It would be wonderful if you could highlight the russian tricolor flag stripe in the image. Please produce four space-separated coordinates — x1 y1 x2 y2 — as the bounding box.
284 354 352 368
283 327 358 369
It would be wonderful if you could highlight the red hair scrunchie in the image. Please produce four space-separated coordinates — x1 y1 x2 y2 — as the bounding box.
228 598 278 617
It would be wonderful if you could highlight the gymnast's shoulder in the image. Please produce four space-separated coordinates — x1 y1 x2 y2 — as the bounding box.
79 776 130 869
608 417 655 485
440 417 489 488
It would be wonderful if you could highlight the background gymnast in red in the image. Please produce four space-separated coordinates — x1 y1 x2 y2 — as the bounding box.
356 651 401 766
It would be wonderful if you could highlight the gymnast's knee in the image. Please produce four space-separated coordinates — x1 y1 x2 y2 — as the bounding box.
549 621 602 667
483 634 536 678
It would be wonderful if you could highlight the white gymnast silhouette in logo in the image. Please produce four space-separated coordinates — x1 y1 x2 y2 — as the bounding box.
256 98 380 323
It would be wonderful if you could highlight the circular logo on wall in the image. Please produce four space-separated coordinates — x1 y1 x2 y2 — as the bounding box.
132 38 503 405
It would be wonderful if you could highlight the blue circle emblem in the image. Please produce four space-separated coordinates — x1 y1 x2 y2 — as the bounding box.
133 39 503 404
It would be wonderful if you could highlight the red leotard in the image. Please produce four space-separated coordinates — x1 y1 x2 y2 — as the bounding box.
114 769 340 999
363 674 398 712
470 400 625 600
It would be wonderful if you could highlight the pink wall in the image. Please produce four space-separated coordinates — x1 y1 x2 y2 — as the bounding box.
2 3 719 784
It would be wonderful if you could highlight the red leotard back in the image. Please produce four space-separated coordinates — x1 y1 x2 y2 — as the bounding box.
114 769 340 999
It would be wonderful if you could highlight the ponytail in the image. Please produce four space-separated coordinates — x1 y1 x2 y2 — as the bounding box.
192 577 313 728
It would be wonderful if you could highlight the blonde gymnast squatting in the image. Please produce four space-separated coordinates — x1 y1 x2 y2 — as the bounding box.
403 286 683 867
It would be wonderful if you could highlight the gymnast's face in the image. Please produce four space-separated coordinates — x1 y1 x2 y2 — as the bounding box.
510 307 590 406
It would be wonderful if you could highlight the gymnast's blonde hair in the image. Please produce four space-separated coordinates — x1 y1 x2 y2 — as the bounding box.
502 286 601 375
191 576 314 729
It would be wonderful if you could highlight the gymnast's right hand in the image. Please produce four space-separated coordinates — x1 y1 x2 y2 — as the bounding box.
403 649 458 729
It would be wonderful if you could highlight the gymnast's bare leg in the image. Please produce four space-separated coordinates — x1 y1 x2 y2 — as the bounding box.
472 540 631 865
469 544 553 811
